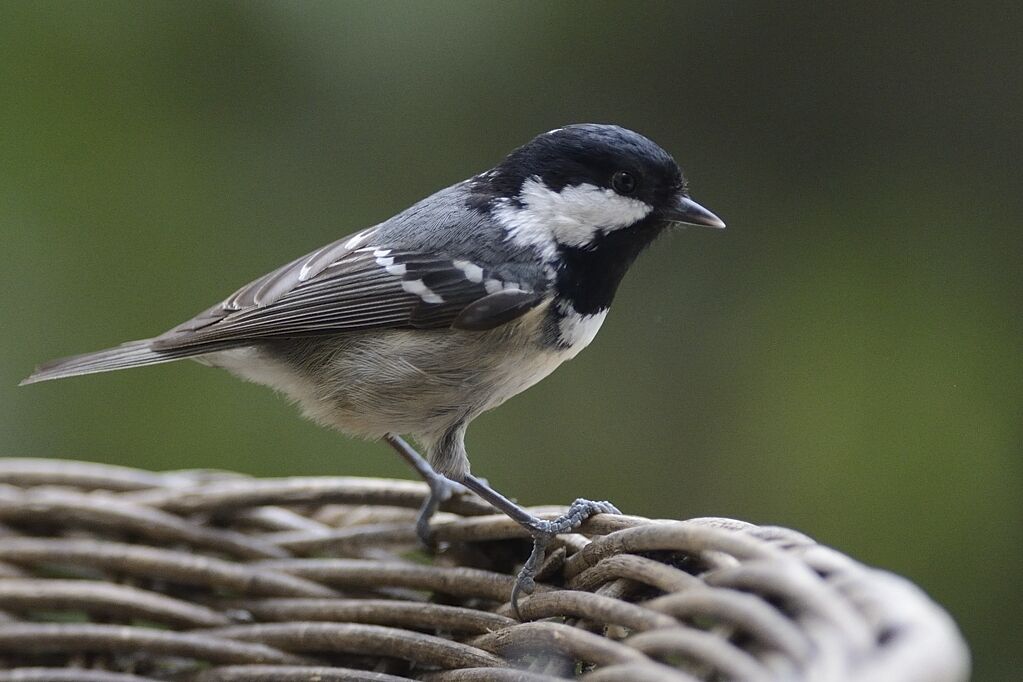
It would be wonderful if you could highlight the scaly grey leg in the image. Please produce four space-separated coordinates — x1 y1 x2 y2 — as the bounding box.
460 474 620 617
383 435 620 615
383 434 463 546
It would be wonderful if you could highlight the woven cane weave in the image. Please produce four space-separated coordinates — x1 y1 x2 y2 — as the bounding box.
0 458 968 681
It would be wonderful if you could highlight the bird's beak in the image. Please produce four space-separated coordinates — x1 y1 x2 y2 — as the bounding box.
664 195 725 229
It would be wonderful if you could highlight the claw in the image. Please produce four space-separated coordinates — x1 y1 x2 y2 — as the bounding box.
510 539 544 619
509 498 620 619
415 474 461 548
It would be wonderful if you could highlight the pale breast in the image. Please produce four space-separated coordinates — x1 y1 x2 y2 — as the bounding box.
557 308 608 357
197 298 608 443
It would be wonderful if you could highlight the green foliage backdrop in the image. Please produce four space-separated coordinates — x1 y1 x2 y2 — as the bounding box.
1 3 1019 678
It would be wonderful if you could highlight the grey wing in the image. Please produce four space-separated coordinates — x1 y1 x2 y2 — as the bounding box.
21 224 547 385
157 226 381 339
151 227 546 351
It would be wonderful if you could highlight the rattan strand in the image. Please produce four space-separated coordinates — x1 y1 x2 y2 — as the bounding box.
0 458 968 681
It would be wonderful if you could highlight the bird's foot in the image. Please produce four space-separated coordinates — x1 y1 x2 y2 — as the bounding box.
415 473 465 547
382 434 466 548
510 498 620 617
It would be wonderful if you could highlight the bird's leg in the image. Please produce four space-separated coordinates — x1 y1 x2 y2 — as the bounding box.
383 434 463 547
459 474 620 615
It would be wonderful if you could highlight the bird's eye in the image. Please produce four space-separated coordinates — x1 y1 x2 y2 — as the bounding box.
612 171 636 194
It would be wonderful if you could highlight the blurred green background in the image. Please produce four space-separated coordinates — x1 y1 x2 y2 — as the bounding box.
1 2 1019 678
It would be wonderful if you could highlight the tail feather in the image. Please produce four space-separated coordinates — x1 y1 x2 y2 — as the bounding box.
20 340 198 385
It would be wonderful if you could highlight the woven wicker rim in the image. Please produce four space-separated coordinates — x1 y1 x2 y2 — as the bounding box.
0 458 969 681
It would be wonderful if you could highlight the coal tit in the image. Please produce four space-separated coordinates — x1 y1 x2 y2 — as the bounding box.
22 124 724 610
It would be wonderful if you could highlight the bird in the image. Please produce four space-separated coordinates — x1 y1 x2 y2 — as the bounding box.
21 123 724 611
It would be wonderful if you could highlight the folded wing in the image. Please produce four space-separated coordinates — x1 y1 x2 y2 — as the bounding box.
23 228 545 384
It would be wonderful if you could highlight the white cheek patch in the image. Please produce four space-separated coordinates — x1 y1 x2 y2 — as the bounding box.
495 178 653 252
493 195 558 262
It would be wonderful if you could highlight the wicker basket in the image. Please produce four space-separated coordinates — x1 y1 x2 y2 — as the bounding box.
0 458 968 681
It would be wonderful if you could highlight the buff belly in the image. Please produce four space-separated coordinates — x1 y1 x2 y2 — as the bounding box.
199 301 601 476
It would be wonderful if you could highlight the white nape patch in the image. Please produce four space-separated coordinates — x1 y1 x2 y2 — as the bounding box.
556 301 608 356
452 260 484 283
401 279 443 304
495 177 653 253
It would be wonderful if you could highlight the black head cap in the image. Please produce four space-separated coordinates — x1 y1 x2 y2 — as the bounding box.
490 124 686 211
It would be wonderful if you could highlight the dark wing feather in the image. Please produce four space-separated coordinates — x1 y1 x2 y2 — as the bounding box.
152 229 545 351
162 227 380 337
453 289 541 331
